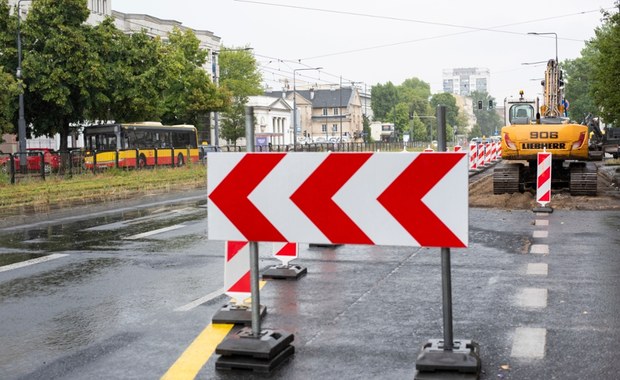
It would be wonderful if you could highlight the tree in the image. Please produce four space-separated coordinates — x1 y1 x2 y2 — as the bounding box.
410 112 427 141
218 47 261 144
385 103 410 140
0 69 19 133
563 49 599 123
159 28 229 129
371 82 399 121
589 8 620 125
21 0 100 152
471 91 502 136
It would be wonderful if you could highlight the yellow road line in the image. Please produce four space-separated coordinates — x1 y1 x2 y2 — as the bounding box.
161 281 268 379
161 323 234 380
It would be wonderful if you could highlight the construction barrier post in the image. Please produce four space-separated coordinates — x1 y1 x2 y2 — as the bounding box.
211 241 266 325
533 150 553 213
415 105 481 379
215 106 295 373
262 243 307 280
469 143 477 171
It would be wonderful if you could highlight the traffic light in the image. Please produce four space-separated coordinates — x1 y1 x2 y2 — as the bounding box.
477 100 483 110
488 100 493 109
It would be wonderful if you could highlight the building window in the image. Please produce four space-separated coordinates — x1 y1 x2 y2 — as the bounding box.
332 124 338 132
333 108 339 115
322 108 328 116
322 124 327 133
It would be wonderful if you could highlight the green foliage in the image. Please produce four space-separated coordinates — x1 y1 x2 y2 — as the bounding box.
563 47 599 123
218 47 261 143
410 113 428 141
370 82 399 121
159 28 229 127
590 10 620 125
471 91 502 136
0 68 19 133
385 103 410 138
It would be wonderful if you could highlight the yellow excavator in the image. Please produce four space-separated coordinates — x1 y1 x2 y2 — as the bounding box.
493 59 597 196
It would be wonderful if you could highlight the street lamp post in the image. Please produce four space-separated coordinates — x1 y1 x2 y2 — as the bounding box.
16 0 31 172
528 32 558 63
292 67 321 151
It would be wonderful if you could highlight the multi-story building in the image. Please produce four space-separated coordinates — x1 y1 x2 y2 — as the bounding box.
442 67 490 96
264 86 364 144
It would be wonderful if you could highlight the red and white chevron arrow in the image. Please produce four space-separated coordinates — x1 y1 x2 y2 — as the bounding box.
273 242 298 266
208 152 468 248
224 241 250 304
536 151 552 206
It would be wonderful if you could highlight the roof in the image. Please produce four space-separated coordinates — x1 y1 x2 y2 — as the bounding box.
264 88 355 108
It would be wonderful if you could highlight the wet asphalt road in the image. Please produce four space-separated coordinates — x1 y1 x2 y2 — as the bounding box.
0 191 619 380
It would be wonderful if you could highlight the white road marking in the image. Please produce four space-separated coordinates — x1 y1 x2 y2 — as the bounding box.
511 327 547 358
527 263 548 275
0 253 68 273
516 288 548 308
535 219 549 226
124 224 185 240
175 287 226 312
533 230 548 238
530 244 549 255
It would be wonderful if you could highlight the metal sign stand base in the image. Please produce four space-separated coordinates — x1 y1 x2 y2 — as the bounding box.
414 339 481 379
262 264 307 280
211 303 267 325
532 206 553 213
215 328 295 373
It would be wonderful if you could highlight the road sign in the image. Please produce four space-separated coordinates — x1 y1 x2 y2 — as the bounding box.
208 152 468 248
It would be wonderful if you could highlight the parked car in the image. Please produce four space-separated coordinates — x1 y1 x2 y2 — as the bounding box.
0 148 61 174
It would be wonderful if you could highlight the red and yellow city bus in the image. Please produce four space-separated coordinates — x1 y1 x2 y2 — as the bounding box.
83 122 200 169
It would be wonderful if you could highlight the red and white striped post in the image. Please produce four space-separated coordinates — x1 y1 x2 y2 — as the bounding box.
477 143 485 168
273 242 298 266
262 242 307 280
224 241 251 304
453 145 462 152
212 241 267 324
469 143 477 171
535 150 553 212
484 142 492 165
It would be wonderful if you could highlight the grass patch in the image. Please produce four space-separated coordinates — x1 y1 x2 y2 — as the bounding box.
0 165 206 215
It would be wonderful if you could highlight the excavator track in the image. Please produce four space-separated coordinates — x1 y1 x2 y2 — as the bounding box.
569 162 598 196
493 162 521 194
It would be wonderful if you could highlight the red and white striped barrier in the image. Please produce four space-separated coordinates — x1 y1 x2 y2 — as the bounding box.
477 144 485 168
224 241 251 304
497 142 502 159
454 145 462 152
536 151 552 206
484 142 492 165
469 143 477 170
273 242 298 266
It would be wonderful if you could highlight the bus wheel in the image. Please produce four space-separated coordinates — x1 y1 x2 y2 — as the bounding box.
139 154 147 169
177 153 184 167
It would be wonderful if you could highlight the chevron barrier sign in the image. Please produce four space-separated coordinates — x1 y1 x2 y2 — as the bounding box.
208 152 468 248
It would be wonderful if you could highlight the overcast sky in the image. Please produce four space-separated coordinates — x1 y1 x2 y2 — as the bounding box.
113 0 614 102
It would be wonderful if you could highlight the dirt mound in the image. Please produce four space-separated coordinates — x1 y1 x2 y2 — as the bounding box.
469 170 620 210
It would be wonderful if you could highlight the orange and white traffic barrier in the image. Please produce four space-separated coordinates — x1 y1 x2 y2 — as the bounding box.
469 143 477 170
536 151 552 207
224 241 251 304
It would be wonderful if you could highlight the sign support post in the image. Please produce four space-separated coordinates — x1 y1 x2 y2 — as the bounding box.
214 107 295 373
414 106 481 379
